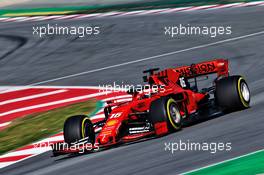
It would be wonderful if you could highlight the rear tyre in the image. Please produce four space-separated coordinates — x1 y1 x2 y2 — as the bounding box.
149 97 182 132
215 75 250 111
63 115 95 144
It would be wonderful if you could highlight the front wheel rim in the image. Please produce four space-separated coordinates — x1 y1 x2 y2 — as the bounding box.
169 103 181 124
241 82 250 102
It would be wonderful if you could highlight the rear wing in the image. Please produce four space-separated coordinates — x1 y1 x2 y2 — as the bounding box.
173 59 229 78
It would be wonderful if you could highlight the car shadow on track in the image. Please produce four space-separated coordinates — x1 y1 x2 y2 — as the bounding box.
52 108 248 161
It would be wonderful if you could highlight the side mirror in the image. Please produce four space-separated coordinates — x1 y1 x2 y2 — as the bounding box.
143 68 160 75
143 76 148 82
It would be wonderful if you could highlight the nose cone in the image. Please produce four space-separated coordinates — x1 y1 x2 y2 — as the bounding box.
97 134 114 145
100 136 109 145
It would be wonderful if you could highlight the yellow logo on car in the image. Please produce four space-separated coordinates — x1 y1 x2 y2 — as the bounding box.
106 119 118 126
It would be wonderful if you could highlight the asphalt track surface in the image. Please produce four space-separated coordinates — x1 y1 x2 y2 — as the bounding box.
1 6 264 175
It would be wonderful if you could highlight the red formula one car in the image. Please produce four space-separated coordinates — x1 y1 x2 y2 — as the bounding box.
52 59 250 155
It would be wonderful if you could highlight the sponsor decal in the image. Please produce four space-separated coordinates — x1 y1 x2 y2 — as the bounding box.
175 63 216 77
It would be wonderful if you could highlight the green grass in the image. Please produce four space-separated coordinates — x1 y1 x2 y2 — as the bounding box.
0 100 96 155
186 150 264 175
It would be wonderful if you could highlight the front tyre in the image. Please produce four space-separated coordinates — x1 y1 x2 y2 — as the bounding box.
215 75 250 110
149 97 182 133
166 98 182 131
63 115 95 144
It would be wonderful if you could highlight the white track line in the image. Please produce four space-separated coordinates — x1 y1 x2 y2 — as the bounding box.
3 17 27 22
115 98 132 103
182 5 218 11
0 122 11 127
0 89 67 106
35 15 61 21
55 15 79 20
0 162 17 169
97 11 123 17
0 146 52 158
0 86 31 94
0 85 103 94
74 13 101 19
181 149 264 174
0 147 52 169
0 18 8 21
0 91 111 117
0 85 134 94
245 1 264 5
206 3 243 10
27 30 264 86
117 10 145 16
160 7 193 14
17 16 45 22
135 9 170 15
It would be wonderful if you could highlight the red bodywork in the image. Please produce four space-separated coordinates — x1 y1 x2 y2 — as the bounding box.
96 59 229 145
53 59 229 154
